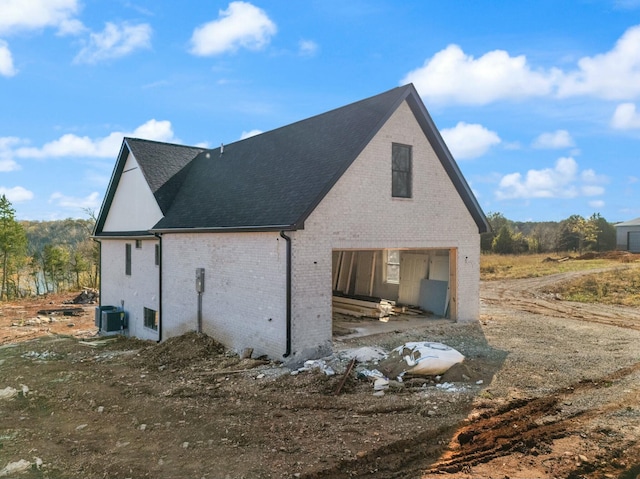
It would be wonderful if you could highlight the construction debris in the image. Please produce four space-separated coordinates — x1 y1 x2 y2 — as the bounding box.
332 295 396 319
36 307 84 316
378 342 465 378
63 289 99 304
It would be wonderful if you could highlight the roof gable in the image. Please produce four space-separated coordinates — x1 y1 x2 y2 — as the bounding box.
94 138 204 235
153 85 413 232
127 138 205 213
101 150 164 232
95 84 488 236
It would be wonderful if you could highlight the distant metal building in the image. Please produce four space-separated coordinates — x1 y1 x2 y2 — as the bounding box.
616 217 640 252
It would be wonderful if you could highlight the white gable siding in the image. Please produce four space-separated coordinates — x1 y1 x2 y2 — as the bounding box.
100 238 160 341
161 232 288 359
102 152 163 232
289 100 481 359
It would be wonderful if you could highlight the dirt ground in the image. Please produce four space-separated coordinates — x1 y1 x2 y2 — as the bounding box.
1 270 639 479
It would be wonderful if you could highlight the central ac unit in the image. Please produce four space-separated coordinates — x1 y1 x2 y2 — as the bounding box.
101 310 127 333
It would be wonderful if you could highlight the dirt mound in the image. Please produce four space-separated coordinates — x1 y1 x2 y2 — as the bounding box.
137 331 227 367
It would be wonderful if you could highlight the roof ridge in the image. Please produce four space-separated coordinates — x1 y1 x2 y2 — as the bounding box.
125 137 204 150
217 85 411 151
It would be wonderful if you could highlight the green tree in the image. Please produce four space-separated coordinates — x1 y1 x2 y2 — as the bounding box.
589 213 616 252
43 244 70 293
70 248 89 289
492 225 515 254
0 195 27 300
481 212 510 252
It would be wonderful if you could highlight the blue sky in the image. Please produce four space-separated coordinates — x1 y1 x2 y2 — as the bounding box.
1 0 640 223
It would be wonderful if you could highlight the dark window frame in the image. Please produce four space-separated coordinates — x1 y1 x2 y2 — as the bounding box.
392 143 412 198
144 307 158 330
135 239 142 249
154 244 160 266
125 243 132 276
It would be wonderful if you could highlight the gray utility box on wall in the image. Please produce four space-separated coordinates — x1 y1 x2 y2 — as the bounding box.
94 306 127 333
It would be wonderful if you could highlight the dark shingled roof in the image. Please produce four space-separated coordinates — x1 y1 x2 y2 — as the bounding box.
95 84 489 236
127 139 205 214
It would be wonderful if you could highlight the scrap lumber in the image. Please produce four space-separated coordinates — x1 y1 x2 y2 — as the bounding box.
37 307 84 316
332 295 394 319
334 358 356 395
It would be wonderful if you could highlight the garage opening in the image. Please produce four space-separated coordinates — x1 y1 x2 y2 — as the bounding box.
332 248 456 337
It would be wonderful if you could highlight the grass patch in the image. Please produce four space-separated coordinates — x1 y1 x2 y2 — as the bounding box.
480 253 613 281
543 264 640 306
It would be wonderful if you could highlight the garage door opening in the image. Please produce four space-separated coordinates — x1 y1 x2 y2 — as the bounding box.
332 249 456 338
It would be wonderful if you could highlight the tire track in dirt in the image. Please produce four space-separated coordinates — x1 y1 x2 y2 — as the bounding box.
425 361 640 475
481 267 640 332
482 295 640 332
302 361 640 479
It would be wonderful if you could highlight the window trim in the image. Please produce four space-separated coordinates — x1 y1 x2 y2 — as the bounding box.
154 244 160 266
135 239 142 249
392 143 412 199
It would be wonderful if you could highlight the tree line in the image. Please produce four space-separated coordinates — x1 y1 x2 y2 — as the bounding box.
482 212 617 254
0 195 98 300
0 193 623 298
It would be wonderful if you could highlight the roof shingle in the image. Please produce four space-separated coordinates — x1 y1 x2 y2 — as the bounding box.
95 84 489 235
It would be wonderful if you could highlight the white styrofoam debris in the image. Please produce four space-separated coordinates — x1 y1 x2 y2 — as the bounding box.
391 342 464 376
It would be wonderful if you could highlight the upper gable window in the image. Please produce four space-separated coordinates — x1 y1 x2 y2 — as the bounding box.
392 143 412 198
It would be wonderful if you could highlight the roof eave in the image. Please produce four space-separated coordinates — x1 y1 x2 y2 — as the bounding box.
92 231 157 240
149 223 302 234
93 139 132 236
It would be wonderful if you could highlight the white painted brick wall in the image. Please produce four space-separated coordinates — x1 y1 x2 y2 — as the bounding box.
101 100 482 362
100 238 160 341
289 100 481 360
161 232 287 359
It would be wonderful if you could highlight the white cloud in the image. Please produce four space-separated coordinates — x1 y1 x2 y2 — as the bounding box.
589 200 605 208
581 169 608 184
0 0 83 35
49 191 100 210
240 129 262 140
74 22 152 64
0 39 16 76
402 44 557 105
557 25 640 99
0 136 22 171
298 39 318 56
13 119 176 160
611 102 640 129
495 157 606 200
131 119 175 143
532 130 575 149
582 185 605 196
190 1 276 56
440 122 500 159
0 186 34 202
403 24 640 104
615 0 640 8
